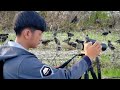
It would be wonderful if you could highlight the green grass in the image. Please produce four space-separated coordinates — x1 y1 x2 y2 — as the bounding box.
102 68 120 78
7 33 16 41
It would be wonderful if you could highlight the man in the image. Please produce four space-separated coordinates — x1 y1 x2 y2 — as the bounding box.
0 11 101 79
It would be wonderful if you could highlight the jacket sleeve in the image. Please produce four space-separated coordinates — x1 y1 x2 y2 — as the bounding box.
18 55 92 79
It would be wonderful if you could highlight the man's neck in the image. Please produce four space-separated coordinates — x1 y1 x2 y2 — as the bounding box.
15 37 29 50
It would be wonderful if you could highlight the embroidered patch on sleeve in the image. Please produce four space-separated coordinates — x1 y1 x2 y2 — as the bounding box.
40 65 54 77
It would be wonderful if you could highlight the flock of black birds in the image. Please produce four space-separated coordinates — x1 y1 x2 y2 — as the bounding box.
40 29 120 64
0 31 119 54
0 28 119 63
0 26 120 63
40 29 120 54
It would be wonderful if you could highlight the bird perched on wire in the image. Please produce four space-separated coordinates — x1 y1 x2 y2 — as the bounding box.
108 40 115 50
0 34 9 37
53 31 57 37
85 34 89 40
108 20 116 29
95 18 101 25
75 39 84 45
63 37 71 43
115 39 120 44
71 16 78 23
75 39 84 50
108 40 116 63
52 30 62 51
67 32 74 38
108 24 114 29
0 34 9 42
102 31 111 36
1 37 8 42
54 37 60 45
41 39 54 46
84 34 94 43
94 14 101 24
67 42 77 48
54 37 61 51
63 32 74 43
75 39 84 44
80 27 86 32
84 35 97 45
10 39 14 41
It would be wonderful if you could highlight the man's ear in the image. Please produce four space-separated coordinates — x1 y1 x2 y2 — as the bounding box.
23 29 32 39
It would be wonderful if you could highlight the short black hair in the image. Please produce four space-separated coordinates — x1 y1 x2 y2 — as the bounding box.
13 11 47 35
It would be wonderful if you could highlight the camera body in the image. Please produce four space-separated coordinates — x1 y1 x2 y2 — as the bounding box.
85 38 107 51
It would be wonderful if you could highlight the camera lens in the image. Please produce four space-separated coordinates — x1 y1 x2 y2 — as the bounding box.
101 43 107 51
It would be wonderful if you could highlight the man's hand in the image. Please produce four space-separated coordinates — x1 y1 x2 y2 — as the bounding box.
84 41 102 60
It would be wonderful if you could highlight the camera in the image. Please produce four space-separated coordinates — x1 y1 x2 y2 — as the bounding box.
76 38 107 51
85 38 107 51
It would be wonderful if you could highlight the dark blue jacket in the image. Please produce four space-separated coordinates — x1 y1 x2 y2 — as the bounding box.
0 41 91 79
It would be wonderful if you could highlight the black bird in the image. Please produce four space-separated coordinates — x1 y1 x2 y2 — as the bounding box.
84 35 97 45
75 39 84 44
3 35 8 39
68 42 77 48
54 37 61 51
53 31 57 37
85 34 89 40
0 34 9 37
108 20 116 29
10 40 14 41
67 32 74 38
108 40 115 50
95 19 101 25
102 31 111 36
75 39 84 50
41 39 53 46
115 39 120 44
71 16 78 23
108 24 114 29
56 45 62 51
63 37 71 43
54 37 60 45
1 37 7 42
94 14 101 24
0 35 8 42
80 27 86 31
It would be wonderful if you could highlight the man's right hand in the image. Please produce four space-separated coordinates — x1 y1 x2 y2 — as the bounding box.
84 41 102 60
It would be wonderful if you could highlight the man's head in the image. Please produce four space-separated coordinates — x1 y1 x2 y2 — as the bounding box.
13 11 47 49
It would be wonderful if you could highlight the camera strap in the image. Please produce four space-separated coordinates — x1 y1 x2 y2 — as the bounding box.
57 54 101 79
